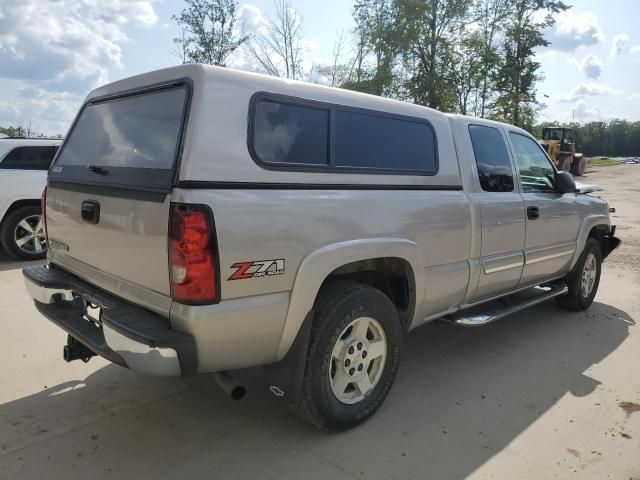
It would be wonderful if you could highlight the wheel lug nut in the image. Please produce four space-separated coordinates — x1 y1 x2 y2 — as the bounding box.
349 368 355 376
362 351 367 358
345 359 350 367
357 342 363 350
348 346 354 354
358 364 363 371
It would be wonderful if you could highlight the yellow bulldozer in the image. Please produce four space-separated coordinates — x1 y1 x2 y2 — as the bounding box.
538 127 586 176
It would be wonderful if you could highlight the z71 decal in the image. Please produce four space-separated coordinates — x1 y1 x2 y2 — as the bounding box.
228 259 285 280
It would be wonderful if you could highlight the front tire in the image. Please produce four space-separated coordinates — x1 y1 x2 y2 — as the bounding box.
557 155 571 172
0 205 47 260
557 238 601 311
291 281 403 430
571 157 586 176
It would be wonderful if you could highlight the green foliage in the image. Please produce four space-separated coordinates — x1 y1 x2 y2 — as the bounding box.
536 120 640 157
492 0 568 127
318 0 568 122
589 158 620 167
172 0 248 66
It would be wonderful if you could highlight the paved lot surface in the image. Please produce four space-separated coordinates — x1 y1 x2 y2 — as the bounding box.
1 165 639 479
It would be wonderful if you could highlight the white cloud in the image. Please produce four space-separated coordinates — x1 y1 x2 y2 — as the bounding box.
571 54 603 79
572 101 606 122
0 0 158 94
558 83 623 103
611 33 630 57
546 11 604 51
0 0 158 134
239 3 268 34
632 45 640 58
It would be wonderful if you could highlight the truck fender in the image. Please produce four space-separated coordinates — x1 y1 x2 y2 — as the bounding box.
275 238 425 361
570 214 611 269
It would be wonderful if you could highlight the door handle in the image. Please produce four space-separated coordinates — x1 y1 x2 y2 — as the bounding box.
527 206 540 220
81 200 100 224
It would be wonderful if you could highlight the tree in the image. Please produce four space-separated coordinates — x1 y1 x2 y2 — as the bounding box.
448 30 486 115
344 0 399 96
172 0 248 66
474 0 511 118
315 31 351 87
395 0 474 110
0 122 36 138
492 0 568 127
245 0 306 80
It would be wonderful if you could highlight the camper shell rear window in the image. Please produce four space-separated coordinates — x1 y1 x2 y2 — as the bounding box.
49 82 191 193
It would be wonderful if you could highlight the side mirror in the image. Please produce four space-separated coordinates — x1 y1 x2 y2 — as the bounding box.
555 170 577 194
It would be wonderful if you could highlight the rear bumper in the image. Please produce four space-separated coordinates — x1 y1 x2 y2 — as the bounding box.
23 265 197 376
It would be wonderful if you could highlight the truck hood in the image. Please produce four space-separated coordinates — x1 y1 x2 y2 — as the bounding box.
575 181 604 194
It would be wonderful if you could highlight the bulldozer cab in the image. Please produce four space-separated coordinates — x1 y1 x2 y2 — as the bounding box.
542 127 574 149
539 127 585 176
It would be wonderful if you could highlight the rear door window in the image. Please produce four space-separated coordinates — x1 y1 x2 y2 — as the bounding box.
50 84 189 191
468 125 514 192
0 146 59 170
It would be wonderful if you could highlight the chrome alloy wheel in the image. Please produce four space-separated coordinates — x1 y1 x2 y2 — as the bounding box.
581 252 597 297
329 316 387 405
14 214 45 254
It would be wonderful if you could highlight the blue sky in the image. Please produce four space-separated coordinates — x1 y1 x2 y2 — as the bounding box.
1 0 639 135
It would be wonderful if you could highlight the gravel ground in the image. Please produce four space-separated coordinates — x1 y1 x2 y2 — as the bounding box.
0 165 638 479
588 163 640 272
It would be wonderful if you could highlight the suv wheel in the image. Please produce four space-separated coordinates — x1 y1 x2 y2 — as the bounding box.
1 206 47 260
291 281 402 430
557 238 601 311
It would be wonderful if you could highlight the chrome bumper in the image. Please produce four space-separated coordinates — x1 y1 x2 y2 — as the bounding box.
23 265 196 377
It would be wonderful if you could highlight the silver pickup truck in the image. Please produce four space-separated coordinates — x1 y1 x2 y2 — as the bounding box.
23 64 620 430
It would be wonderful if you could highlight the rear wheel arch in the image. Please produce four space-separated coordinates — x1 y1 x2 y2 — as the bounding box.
275 239 424 361
320 257 416 330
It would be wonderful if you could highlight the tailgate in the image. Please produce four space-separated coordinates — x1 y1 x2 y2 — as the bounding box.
45 81 190 309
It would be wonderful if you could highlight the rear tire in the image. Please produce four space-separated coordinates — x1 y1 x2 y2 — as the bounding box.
0 206 47 260
290 281 403 430
557 238 601 311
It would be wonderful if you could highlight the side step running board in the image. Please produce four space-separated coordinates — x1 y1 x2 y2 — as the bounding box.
449 284 568 327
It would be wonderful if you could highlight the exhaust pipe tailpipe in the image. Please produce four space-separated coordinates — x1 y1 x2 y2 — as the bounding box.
214 371 246 400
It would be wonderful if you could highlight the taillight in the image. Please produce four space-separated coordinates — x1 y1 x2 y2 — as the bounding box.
169 204 219 304
41 187 48 245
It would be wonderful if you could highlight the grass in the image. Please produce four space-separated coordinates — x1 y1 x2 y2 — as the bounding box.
589 157 620 167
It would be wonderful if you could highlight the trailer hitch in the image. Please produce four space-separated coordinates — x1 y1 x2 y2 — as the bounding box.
63 335 96 363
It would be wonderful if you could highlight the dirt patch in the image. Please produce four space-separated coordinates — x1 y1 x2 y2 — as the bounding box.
618 401 640 417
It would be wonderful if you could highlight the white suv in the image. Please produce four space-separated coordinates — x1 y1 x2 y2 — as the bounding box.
0 137 61 259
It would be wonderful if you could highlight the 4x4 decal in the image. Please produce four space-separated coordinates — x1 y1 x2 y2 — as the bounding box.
228 259 285 280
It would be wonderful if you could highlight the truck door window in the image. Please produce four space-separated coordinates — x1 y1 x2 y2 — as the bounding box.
468 125 514 192
509 132 555 193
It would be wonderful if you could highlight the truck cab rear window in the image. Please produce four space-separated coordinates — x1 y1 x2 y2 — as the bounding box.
50 84 189 191
250 95 437 174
